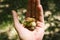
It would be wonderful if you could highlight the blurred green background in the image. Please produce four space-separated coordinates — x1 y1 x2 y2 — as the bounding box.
0 0 60 40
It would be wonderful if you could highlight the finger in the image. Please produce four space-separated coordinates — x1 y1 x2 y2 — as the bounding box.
26 0 32 18
12 10 22 26
38 5 44 23
36 5 44 23
31 0 36 18
35 0 40 19
35 0 40 5
35 0 42 21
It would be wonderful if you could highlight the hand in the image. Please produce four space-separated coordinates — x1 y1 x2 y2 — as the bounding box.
12 0 45 40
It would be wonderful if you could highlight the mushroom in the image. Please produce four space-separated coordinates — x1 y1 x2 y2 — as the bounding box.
23 17 36 31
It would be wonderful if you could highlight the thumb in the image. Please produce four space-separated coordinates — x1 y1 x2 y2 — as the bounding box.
12 10 22 27
12 10 19 24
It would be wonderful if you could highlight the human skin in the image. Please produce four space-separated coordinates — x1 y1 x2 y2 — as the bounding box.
12 0 45 40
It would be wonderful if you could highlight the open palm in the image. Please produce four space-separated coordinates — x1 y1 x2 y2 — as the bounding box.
12 0 45 40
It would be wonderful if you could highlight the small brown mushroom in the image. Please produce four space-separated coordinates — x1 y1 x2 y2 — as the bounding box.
23 17 36 31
